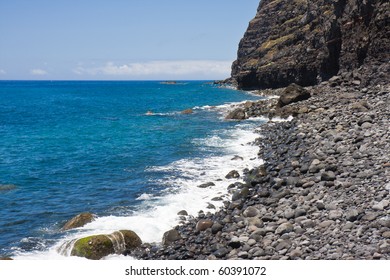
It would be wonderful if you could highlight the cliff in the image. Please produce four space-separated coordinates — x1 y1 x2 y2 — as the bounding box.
231 0 389 89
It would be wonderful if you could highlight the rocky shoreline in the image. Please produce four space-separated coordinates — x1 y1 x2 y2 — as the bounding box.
129 63 390 260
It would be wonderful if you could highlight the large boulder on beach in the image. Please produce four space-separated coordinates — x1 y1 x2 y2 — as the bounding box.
70 230 142 260
277 84 311 107
62 212 95 230
225 108 246 120
162 229 181 246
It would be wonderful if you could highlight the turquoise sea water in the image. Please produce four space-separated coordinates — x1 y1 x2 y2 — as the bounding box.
0 81 264 258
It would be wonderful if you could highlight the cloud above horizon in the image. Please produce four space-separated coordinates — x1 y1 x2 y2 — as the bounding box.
30 69 48 76
73 60 232 79
0 69 6 75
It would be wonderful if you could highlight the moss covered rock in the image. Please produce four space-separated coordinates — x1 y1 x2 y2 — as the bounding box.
71 234 114 260
70 230 142 260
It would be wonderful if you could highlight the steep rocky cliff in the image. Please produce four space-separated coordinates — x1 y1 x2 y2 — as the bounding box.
231 0 389 89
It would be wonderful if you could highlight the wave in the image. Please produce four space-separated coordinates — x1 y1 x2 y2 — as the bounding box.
11 117 264 260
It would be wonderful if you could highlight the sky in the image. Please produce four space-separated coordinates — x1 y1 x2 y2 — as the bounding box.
0 0 260 80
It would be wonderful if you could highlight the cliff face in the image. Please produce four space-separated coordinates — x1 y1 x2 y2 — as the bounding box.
231 0 389 89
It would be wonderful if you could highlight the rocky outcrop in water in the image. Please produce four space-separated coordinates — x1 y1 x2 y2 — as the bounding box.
62 212 95 231
70 230 142 260
230 0 389 89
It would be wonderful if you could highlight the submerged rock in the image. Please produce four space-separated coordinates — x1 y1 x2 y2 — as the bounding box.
225 170 240 179
62 212 95 231
181 108 194 114
0 184 17 192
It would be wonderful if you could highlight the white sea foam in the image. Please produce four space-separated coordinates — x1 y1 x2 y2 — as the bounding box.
12 115 265 260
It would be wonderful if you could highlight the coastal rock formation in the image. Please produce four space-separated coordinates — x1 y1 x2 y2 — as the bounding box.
70 230 142 260
127 0 390 261
231 0 390 89
62 212 95 230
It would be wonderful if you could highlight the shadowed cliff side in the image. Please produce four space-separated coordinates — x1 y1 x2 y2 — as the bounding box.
230 0 389 89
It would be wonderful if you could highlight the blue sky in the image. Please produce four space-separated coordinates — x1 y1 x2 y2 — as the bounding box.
0 0 259 80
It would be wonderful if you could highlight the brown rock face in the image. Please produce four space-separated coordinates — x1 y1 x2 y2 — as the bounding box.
62 212 95 230
231 0 389 89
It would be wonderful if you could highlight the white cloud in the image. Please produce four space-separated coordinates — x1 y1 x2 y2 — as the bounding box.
0 69 6 75
73 60 232 79
30 69 48 76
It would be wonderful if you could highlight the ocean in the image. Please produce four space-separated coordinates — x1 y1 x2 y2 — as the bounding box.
0 80 265 259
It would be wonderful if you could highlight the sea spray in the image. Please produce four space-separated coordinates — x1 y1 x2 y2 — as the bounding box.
1 81 264 259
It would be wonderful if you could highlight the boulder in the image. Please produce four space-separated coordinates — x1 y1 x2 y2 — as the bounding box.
197 182 215 188
196 219 213 231
177 210 188 216
277 84 311 107
70 230 141 260
225 170 240 179
71 234 114 260
225 108 246 120
162 229 181 246
62 212 95 230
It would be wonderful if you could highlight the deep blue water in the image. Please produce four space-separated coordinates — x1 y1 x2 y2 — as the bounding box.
0 80 262 257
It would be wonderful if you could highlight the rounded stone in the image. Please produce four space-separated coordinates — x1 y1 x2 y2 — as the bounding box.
162 229 181 246
62 212 95 231
70 230 142 260
275 222 293 235
243 206 260 218
196 219 213 231
177 210 188 216
225 170 240 179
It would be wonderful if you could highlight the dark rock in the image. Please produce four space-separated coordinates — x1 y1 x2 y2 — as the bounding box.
225 170 240 179
214 247 229 258
231 155 244 161
345 209 360 222
294 208 307 218
197 182 215 188
228 240 242 249
231 0 390 89
62 212 95 231
277 84 311 107
211 222 223 234
321 171 336 181
177 210 188 216
258 188 271 197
